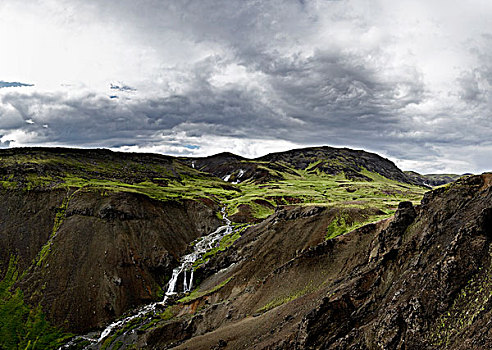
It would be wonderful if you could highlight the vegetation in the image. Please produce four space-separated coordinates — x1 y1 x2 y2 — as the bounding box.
429 264 492 346
325 212 391 240
0 149 427 224
35 191 75 267
178 277 233 304
0 256 71 349
224 165 425 223
193 225 249 269
256 284 312 314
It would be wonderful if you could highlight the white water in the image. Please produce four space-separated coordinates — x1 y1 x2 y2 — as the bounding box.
97 303 157 342
162 207 232 303
82 207 234 345
232 169 245 184
223 174 231 182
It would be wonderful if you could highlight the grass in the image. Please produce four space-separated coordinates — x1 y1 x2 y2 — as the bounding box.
224 166 425 221
34 189 82 267
178 277 233 304
0 151 426 222
325 212 391 240
256 284 312 314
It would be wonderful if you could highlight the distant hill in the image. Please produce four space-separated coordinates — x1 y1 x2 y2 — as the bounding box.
183 146 422 185
404 171 466 187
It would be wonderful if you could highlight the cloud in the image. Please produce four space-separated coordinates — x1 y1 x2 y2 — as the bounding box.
1 0 492 173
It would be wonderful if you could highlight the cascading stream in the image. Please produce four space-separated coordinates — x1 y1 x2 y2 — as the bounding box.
69 207 234 347
161 207 232 303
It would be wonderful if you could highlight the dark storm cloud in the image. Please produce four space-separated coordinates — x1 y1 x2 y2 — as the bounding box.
2 0 492 173
0 83 289 146
0 48 425 151
254 52 425 144
0 46 462 168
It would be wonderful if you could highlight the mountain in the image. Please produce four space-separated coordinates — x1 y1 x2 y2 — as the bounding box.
181 146 427 223
0 146 468 349
183 146 422 185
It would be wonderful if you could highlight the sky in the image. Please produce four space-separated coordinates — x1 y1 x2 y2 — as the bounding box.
0 0 491 174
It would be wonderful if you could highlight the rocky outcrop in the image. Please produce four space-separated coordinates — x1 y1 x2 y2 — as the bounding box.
296 173 492 349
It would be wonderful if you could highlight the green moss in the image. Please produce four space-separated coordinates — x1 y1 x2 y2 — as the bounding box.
429 262 492 346
256 284 312 314
0 256 72 349
25 175 55 190
160 307 175 321
178 277 233 304
249 202 275 219
325 212 391 240
0 180 17 189
137 307 178 332
35 192 73 267
112 341 124 350
224 168 425 222
325 215 350 240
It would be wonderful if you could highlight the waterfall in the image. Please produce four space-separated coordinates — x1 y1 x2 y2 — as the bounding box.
232 169 245 184
183 270 188 293
84 207 234 346
165 269 180 296
188 270 194 292
162 207 232 300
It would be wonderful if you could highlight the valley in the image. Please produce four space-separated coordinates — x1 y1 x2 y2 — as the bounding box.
1 146 486 349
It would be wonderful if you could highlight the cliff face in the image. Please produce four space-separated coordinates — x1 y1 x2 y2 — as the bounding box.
0 188 220 333
127 174 492 350
294 173 492 349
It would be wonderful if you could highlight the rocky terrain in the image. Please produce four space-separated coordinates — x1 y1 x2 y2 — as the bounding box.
0 146 474 349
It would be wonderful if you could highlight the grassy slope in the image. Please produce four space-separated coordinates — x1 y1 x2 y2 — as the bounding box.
0 257 71 349
0 150 426 222
225 162 425 221
0 150 427 242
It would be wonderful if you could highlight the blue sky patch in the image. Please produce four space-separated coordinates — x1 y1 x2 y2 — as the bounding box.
0 81 34 88
184 144 200 150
